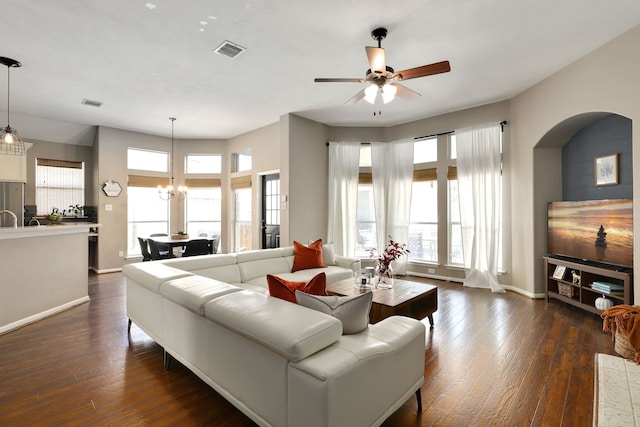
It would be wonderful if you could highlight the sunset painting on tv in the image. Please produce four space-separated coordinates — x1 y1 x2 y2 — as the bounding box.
547 199 633 268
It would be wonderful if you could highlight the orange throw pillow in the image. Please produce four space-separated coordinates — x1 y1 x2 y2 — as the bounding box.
291 239 326 272
267 273 327 304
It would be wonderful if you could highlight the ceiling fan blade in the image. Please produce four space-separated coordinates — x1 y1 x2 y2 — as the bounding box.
365 46 386 73
346 89 366 105
393 83 421 99
394 60 451 81
314 77 364 83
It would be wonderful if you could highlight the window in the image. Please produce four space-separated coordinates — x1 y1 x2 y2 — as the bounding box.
355 180 377 257
449 134 457 159
127 186 169 257
233 188 252 252
35 159 85 215
186 154 222 174
185 186 222 246
409 172 438 263
232 151 252 172
414 137 438 163
127 148 168 172
448 174 463 265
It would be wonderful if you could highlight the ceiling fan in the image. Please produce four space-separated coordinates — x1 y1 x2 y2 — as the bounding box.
314 27 451 109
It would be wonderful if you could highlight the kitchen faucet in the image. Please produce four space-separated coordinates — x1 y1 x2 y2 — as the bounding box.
0 210 18 228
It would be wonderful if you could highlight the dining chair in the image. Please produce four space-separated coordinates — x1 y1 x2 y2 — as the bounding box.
210 236 220 254
148 238 172 260
182 239 211 257
150 233 170 252
137 237 152 261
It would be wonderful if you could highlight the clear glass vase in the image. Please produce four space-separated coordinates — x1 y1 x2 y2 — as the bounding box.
375 262 394 289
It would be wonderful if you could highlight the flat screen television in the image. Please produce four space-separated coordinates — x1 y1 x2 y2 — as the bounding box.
547 199 633 269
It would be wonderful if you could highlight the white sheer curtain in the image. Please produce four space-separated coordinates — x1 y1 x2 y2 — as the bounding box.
457 123 505 293
327 142 361 256
371 139 414 275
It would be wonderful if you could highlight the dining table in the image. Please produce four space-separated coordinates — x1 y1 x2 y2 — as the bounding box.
149 235 217 254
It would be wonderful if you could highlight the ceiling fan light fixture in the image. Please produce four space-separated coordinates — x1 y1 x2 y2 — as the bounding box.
364 84 379 104
382 83 397 104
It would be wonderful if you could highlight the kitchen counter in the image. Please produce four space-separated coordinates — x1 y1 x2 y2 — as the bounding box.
0 222 99 240
0 223 101 334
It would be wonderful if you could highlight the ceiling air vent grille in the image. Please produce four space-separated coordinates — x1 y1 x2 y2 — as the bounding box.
81 99 102 107
214 40 246 58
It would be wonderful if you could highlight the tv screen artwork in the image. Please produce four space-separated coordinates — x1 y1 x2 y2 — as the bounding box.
547 199 633 268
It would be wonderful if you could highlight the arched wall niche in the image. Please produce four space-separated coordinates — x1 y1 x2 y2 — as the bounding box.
532 111 633 295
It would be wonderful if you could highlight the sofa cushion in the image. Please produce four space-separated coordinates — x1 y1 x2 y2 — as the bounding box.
269 266 354 284
204 290 342 361
295 291 372 334
123 262 193 293
237 257 291 283
267 273 327 303
161 254 242 284
159 276 242 315
292 239 326 272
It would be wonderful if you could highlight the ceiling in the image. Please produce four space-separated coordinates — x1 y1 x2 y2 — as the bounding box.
1 0 640 144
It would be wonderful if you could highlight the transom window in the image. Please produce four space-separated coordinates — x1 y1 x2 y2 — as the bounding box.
186 154 222 174
127 148 168 172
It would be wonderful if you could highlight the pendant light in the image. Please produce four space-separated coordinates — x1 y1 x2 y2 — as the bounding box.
158 117 187 200
0 56 26 156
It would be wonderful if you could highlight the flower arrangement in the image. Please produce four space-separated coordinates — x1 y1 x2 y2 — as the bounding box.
368 235 410 278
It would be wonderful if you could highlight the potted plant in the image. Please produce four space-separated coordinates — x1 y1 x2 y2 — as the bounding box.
68 204 84 216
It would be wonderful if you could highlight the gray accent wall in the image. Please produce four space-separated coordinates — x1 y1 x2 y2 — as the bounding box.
562 114 632 201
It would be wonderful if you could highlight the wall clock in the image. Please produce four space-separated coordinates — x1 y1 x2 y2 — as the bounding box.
102 180 122 197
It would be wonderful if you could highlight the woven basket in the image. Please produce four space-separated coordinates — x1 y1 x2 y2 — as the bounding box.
615 328 636 360
558 283 574 298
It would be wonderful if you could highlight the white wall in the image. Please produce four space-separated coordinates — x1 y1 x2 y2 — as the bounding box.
510 24 640 299
226 122 281 252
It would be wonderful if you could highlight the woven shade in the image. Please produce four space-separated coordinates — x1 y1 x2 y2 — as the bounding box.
230 175 251 189
447 166 457 180
185 178 221 188
128 174 170 188
413 168 437 182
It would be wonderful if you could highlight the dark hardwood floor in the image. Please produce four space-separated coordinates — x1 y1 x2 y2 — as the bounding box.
0 272 616 426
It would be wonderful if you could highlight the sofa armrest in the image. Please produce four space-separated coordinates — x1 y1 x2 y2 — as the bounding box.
335 255 361 275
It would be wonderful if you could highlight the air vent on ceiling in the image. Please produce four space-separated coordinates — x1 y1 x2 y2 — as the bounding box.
81 99 102 107
214 40 246 58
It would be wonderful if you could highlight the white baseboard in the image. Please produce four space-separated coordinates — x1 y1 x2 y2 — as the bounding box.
0 296 90 335
91 267 123 274
407 271 545 299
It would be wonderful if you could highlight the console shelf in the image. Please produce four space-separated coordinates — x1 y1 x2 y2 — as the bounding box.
544 256 633 315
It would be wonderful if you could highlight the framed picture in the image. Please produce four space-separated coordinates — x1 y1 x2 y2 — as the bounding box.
594 153 619 186
552 265 566 280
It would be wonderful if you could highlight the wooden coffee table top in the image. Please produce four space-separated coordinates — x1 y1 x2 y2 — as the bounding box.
327 277 437 308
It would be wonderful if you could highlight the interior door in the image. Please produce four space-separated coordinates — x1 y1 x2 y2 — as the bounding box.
261 174 280 249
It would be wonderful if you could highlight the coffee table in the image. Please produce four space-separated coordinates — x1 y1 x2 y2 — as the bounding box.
327 277 438 327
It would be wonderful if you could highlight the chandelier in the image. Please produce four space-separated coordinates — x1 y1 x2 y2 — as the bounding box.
0 57 26 156
158 117 186 200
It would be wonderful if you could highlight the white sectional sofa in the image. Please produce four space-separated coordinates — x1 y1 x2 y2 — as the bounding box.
123 246 426 427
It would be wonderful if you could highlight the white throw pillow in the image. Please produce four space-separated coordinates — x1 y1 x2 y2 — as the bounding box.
308 240 336 266
295 290 372 334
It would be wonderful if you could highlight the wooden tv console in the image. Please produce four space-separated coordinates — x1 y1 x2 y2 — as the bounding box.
544 256 633 315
